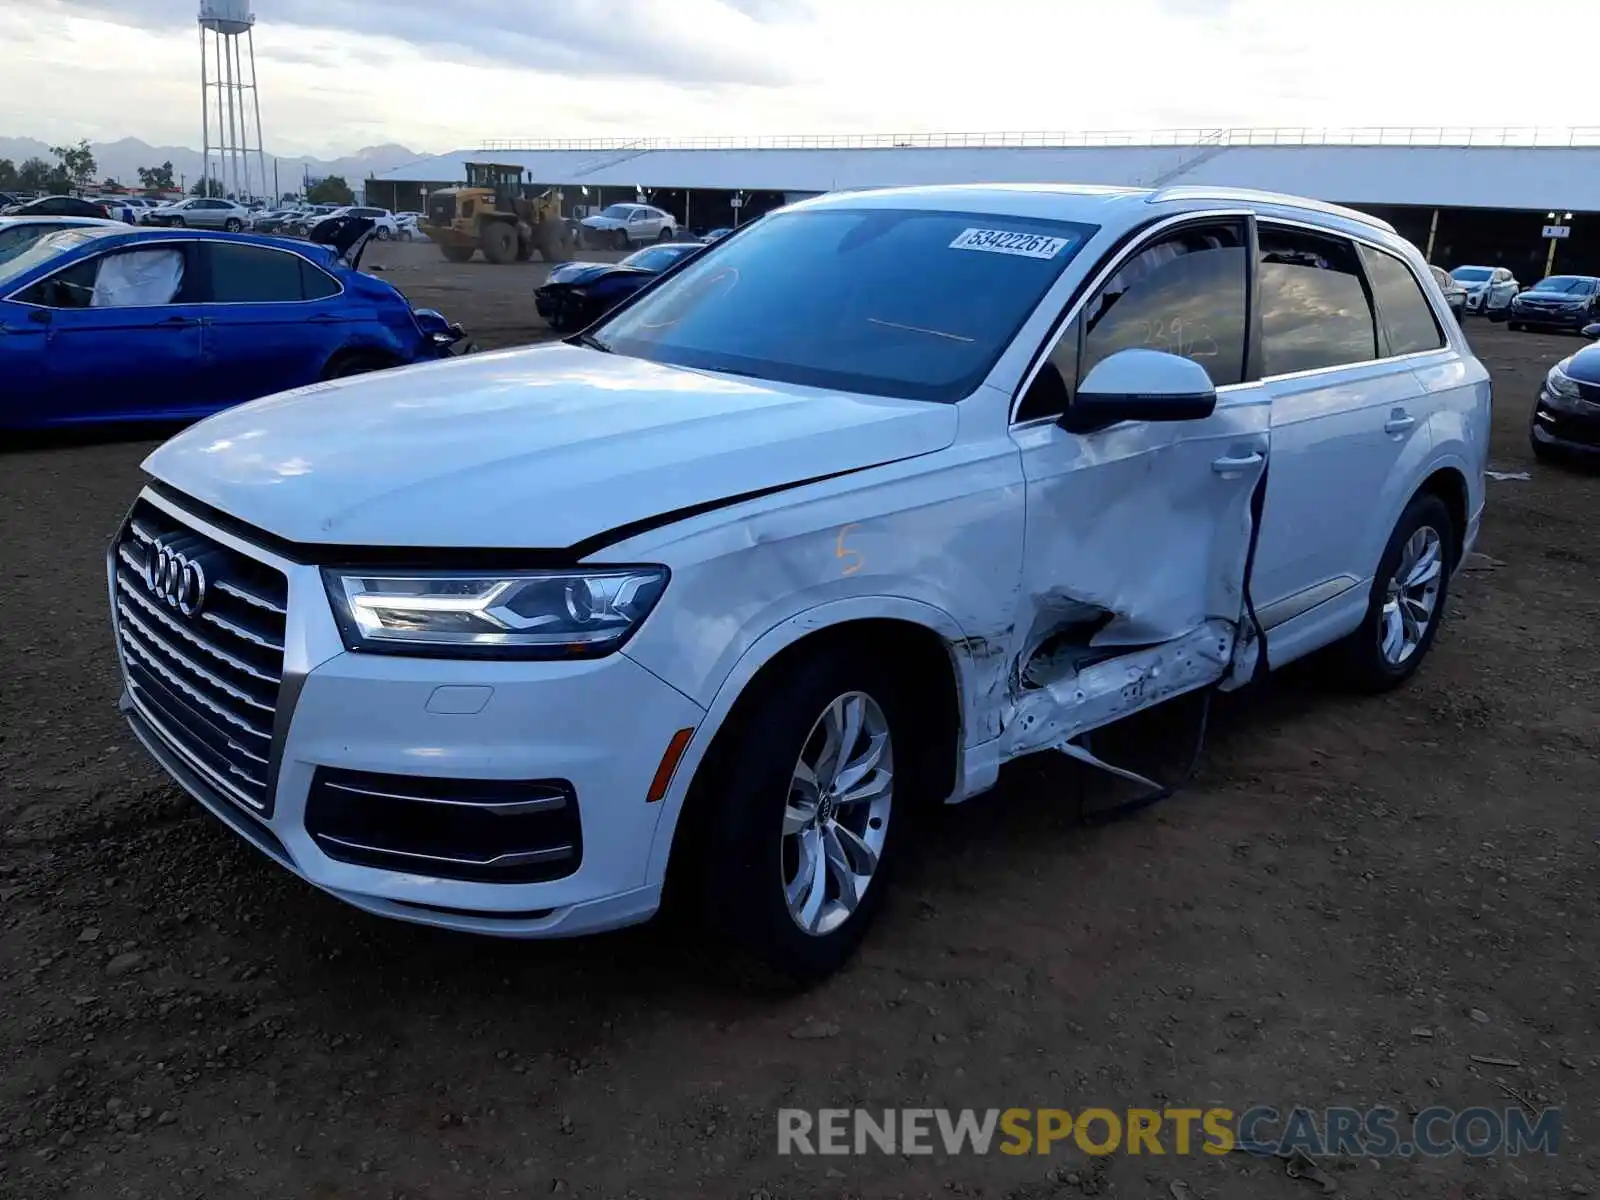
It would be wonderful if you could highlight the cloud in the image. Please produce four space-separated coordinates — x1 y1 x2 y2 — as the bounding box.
24 0 802 85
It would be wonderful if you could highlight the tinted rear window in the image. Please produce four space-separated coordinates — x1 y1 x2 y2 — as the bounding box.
1359 245 1445 356
594 207 1097 402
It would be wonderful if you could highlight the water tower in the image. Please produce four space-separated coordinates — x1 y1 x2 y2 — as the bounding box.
199 0 267 202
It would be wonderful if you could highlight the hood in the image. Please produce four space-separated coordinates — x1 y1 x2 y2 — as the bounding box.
140 344 958 550
581 215 626 230
1517 289 1588 303
1561 343 1600 385
543 261 623 286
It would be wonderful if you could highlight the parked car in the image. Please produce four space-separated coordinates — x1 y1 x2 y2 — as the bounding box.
1530 332 1600 461
395 212 422 241
249 208 300 233
0 226 466 430
1506 275 1600 333
313 206 399 240
92 196 141 225
281 205 339 237
1450 264 1518 315
1429 264 1467 317
534 241 706 331
579 203 678 249
143 197 252 231
0 191 19 208
2 195 111 219
0 215 131 264
102 184 1487 981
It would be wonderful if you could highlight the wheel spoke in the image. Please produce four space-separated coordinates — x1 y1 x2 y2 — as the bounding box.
831 729 887 796
835 766 891 808
1380 601 1406 661
821 824 861 914
1400 603 1420 647
783 799 817 837
829 820 880 878
788 828 827 931
1403 538 1442 589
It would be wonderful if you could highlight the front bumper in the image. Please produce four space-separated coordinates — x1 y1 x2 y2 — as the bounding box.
1511 306 1592 330
111 489 707 938
1531 390 1600 456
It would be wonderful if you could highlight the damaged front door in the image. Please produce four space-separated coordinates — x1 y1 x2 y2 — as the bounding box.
1004 215 1269 757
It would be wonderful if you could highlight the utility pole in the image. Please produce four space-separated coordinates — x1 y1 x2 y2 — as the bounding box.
1543 211 1573 277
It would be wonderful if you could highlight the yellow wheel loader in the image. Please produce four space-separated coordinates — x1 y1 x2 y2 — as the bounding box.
420 162 576 265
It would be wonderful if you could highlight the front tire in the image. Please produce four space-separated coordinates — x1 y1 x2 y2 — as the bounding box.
481 222 517 264
692 649 918 984
1329 493 1453 692
613 229 629 252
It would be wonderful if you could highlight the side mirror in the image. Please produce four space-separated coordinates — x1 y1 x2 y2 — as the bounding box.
1584 322 1600 340
1058 349 1217 433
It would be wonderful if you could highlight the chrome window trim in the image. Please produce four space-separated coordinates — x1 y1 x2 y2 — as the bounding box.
1007 207 1254 425
2 236 348 308
1008 207 1464 427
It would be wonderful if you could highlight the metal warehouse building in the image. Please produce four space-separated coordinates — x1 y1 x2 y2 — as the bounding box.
366 127 1600 279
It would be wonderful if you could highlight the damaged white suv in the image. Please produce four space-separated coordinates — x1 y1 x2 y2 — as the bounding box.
109 184 1489 980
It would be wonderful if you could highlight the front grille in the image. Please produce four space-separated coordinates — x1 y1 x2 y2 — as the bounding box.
304 768 582 884
112 498 287 816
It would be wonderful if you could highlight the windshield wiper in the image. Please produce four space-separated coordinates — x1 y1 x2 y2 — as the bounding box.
568 331 612 353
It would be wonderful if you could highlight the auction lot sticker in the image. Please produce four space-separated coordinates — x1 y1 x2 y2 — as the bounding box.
949 228 1072 258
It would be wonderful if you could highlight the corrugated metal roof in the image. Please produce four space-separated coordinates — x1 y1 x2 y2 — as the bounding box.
372 144 1600 211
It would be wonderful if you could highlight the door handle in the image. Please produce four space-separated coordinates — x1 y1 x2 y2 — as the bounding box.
156 316 198 328
1211 451 1264 474
1384 413 1416 435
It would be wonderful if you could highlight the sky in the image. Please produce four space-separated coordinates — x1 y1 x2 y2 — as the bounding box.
1 0 1592 158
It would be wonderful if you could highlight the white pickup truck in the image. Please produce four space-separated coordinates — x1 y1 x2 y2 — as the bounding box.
109 183 1489 981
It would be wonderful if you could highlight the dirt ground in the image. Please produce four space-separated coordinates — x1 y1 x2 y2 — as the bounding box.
1 284 1597 1199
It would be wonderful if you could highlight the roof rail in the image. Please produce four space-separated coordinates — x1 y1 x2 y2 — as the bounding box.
1149 185 1399 234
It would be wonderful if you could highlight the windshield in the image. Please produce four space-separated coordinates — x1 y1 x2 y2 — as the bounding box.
1451 267 1492 283
594 207 1098 402
1528 275 1597 294
598 205 634 220
621 245 696 272
0 227 112 287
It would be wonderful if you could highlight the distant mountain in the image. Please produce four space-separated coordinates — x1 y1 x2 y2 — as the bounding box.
0 136 426 196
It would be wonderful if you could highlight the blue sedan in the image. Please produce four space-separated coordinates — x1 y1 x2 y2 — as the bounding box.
0 226 466 430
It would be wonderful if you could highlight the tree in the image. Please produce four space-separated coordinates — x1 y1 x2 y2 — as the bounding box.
49 139 97 193
0 158 16 190
17 157 53 192
307 175 354 206
137 161 176 192
190 177 226 198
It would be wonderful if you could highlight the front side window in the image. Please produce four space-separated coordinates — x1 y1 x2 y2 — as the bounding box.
594 206 1099 402
1258 225 1377 376
14 247 184 309
1358 244 1445 356
1079 220 1249 388
2 229 120 294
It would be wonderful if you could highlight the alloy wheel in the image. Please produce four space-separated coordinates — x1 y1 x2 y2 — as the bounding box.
781 692 894 937
1379 525 1444 665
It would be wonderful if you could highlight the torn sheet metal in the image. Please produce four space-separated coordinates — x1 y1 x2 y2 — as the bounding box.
1004 619 1236 758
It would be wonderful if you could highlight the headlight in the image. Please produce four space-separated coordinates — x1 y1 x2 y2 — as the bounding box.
323 567 668 659
1544 360 1582 408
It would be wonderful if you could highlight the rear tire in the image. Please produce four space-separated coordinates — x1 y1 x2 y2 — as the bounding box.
690 646 923 985
223 218 242 232
481 222 517 264
655 227 672 242
1327 493 1454 693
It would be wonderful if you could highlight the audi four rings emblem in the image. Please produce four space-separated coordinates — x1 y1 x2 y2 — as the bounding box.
145 539 208 617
